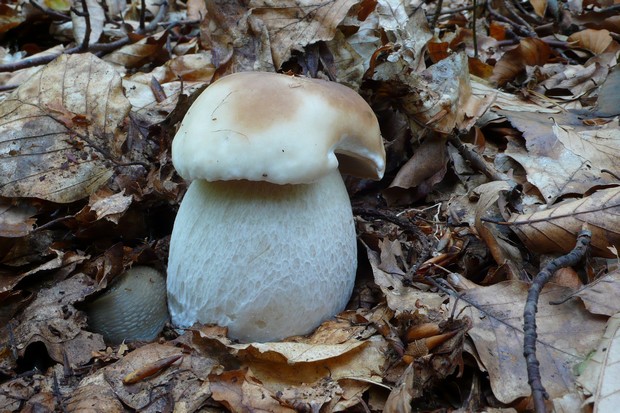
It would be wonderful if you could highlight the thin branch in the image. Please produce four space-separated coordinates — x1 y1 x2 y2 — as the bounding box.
71 0 92 52
140 0 146 31
353 207 431 281
28 0 71 21
487 2 537 38
522 229 591 413
447 133 512 183
472 0 478 59
431 0 443 29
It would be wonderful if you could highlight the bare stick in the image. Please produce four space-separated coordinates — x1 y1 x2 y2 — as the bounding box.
523 229 591 413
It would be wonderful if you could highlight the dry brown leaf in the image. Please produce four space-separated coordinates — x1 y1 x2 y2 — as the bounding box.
201 0 275 72
0 53 131 203
0 199 37 237
577 312 620 412
568 29 615 54
210 368 296 413
383 136 448 206
530 0 547 17
88 189 132 224
395 53 477 134
2 273 105 370
65 372 125 413
366 243 446 314
491 38 552 86
0 364 74 412
193 326 388 393
275 376 346 412
383 363 413 413
1 247 87 293
575 270 620 316
509 186 620 257
473 181 523 279
452 280 606 404
0 4 23 35
248 0 359 68
501 110 618 202
187 0 207 21
69 342 217 411
537 60 609 100
103 32 168 69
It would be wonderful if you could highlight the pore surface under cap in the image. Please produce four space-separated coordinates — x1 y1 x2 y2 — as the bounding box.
172 72 385 184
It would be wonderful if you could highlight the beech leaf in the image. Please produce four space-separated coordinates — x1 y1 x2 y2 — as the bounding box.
0 53 131 203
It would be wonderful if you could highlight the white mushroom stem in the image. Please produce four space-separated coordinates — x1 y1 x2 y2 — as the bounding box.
166 169 357 343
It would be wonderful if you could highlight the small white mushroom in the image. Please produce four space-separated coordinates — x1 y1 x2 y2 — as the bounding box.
167 72 386 342
85 266 168 344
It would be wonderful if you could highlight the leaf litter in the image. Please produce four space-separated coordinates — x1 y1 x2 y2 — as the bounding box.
0 0 620 411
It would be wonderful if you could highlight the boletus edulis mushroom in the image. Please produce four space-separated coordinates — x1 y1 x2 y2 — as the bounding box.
167 72 386 342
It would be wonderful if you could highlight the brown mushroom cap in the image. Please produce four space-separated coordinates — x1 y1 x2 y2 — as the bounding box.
172 72 385 185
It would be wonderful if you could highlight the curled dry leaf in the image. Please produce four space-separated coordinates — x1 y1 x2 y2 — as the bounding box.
537 60 609 100
509 186 620 257
501 110 618 202
87 189 132 224
1 274 105 370
248 0 359 68
383 136 448 206
383 363 414 413
0 199 37 237
0 53 131 203
193 326 389 409
491 38 552 86
69 343 217 411
103 32 169 69
575 270 620 316
473 181 523 279
122 354 183 384
568 29 615 54
65 372 125 413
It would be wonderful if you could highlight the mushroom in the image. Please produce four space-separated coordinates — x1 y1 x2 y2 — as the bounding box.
85 266 168 344
167 71 385 342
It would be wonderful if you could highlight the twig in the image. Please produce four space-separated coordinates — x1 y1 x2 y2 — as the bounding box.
487 2 537 38
353 207 431 281
504 0 536 35
28 0 71 21
52 370 68 413
70 0 92 52
522 229 591 413
447 133 512 183
430 0 443 29
472 0 478 60
140 0 147 31
512 0 544 25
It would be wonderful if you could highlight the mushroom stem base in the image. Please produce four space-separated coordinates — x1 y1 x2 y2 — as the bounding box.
166 169 358 342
